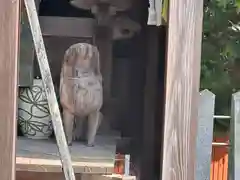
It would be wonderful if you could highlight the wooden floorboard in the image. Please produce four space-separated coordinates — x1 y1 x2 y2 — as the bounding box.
16 172 136 180
16 136 117 174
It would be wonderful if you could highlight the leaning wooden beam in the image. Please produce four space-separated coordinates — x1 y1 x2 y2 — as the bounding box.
161 0 204 179
229 92 240 180
24 0 76 180
195 90 215 180
0 0 20 179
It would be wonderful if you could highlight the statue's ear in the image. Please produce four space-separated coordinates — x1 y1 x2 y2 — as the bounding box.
63 49 70 65
64 48 77 66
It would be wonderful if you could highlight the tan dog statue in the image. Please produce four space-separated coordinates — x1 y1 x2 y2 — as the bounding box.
60 43 103 146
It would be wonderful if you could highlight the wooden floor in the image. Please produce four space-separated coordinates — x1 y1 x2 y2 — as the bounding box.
16 136 117 174
16 172 136 180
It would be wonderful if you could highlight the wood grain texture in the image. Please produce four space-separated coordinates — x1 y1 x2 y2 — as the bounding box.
161 0 204 179
195 90 215 180
16 172 81 180
24 0 75 180
59 43 103 146
0 0 20 179
16 172 136 180
16 136 116 173
81 174 136 180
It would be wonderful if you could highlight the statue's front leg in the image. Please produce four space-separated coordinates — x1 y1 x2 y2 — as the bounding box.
73 117 86 141
63 110 74 146
87 111 103 146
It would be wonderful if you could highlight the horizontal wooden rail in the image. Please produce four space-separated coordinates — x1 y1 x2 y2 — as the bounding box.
214 115 231 119
212 142 229 147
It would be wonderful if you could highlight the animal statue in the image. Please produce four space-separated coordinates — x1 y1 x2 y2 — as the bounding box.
59 43 103 146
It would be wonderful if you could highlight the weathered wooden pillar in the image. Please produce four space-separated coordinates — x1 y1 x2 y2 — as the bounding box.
0 0 20 180
161 0 204 179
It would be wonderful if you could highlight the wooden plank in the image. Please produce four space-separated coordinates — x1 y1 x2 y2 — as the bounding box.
82 174 136 180
39 16 95 38
17 172 81 180
229 92 240 180
161 0 204 179
195 90 215 180
16 136 116 173
39 16 138 40
16 172 136 180
24 0 76 180
0 0 20 179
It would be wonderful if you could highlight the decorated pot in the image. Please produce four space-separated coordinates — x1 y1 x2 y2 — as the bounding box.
18 78 53 139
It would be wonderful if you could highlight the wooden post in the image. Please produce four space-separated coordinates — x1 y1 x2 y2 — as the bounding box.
195 90 215 180
161 0 204 179
93 3 115 102
141 26 159 180
229 92 240 180
95 26 113 101
24 0 76 180
0 0 20 180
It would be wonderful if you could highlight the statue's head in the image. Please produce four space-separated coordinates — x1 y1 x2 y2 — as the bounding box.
63 43 100 73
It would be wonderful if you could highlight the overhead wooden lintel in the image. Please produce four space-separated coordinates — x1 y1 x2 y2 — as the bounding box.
39 16 95 38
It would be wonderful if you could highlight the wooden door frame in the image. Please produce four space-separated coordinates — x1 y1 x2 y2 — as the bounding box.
0 0 20 179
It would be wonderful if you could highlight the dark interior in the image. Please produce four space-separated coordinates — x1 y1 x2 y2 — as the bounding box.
31 0 167 179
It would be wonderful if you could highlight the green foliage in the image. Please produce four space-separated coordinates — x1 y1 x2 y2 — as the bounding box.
201 0 240 134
